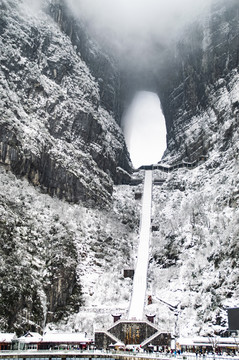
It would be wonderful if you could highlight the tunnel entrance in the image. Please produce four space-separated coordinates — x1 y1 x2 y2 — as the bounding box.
122 91 167 169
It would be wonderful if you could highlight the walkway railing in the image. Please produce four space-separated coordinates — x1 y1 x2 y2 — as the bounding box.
138 155 208 172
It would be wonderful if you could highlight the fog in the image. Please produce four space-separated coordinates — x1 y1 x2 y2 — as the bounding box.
66 0 213 56
21 0 44 13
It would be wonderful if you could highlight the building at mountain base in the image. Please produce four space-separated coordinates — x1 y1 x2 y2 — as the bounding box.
94 320 171 351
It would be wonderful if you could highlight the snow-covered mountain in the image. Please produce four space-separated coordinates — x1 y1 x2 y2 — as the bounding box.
158 0 239 165
0 0 131 207
0 0 239 338
0 0 132 334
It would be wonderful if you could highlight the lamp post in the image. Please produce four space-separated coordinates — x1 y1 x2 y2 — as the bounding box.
207 335 219 360
232 333 239 355
155 296 181 349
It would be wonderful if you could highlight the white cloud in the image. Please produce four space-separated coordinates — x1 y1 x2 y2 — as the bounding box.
65 0 215 78
66 0 213 46
20 0 45 13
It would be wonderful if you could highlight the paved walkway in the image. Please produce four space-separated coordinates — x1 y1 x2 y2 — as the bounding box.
128 170 153 320
0 350 237 360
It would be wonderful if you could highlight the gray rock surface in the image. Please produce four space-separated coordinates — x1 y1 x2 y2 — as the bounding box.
0 0 131 208
157 0 239 162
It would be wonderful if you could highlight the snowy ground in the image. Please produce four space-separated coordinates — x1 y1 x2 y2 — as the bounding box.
0 165 141 334
146 150 239 336
1 143 239 337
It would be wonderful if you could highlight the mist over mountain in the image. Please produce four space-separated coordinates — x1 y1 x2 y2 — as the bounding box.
64 0 216 76
0 0 239 339
65 0 212 52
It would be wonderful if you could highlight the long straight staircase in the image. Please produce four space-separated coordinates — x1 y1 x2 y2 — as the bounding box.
128 170 153 320
94 169 172 349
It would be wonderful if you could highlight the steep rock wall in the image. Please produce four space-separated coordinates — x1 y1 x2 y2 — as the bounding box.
48 0 124 124
0 0 131 208
0 0 132 334
157 0 239 163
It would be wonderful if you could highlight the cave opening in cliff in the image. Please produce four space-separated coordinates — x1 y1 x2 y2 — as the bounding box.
122 91 167 169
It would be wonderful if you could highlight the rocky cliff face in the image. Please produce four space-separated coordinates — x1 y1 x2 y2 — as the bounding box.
48 0 124 124
0 0 132 334
157 0 239 163
143 0 239 336
0 0 131 209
